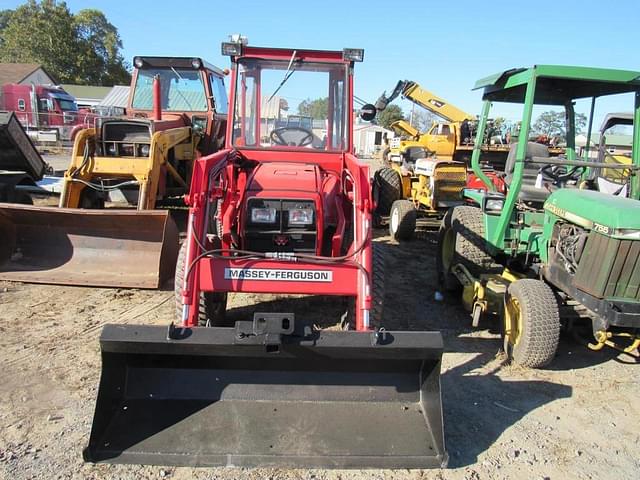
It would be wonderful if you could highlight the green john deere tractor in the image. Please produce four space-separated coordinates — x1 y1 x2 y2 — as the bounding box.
437 65 640 368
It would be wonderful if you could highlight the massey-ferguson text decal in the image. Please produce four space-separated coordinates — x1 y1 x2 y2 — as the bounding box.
224 268 333 282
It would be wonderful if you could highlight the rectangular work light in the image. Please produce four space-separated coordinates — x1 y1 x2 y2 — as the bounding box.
343 48 364 62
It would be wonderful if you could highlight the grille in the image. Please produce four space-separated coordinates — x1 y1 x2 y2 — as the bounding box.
433 166 466 201
574 232 640 300
244 198 316 253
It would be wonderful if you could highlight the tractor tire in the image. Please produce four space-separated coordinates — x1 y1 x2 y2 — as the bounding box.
342 243 386 330
374 167 402 216
389 199 416 241
174 241 228 327
370 242 386 329
437 205 499 291
503 279 560 368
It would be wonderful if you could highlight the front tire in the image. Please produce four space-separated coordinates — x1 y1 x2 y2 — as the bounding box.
503 279 560 368
389 200 416 241
174 241 228 326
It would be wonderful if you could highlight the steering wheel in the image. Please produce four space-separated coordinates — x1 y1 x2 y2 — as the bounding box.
270 127 314 147
540 164 586 187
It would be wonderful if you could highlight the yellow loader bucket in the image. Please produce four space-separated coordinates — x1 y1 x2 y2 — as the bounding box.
0 204 179 288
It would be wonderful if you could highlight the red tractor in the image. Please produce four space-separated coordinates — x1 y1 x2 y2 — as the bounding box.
83 41 446 469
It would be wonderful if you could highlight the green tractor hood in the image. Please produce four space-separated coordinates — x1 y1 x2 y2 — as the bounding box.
545 189 640 234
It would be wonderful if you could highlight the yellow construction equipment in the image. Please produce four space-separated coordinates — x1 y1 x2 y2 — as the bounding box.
375 80 511 166
0 56 229 288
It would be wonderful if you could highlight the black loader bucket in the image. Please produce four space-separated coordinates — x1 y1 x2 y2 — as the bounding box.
84 319 447 469
0 204 178 288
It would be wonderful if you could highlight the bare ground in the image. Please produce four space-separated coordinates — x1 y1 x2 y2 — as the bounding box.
0 223 638 480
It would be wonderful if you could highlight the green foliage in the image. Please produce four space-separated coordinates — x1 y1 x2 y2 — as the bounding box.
377 104 405 129
532 110 588 137
0 1 130 85
298 97 328 119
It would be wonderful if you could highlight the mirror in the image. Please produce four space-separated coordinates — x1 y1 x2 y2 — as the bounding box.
359 103 376 122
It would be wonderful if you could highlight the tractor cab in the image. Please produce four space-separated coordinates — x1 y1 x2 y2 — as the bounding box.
128 56 229 153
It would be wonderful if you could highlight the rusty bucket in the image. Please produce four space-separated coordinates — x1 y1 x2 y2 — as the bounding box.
0 204 178 288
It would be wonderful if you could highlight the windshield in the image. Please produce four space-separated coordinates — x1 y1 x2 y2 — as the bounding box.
232 58 348 151
58 99 78 111
132 68 207 111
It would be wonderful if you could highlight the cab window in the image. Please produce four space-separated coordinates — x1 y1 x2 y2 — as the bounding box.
209 74 228 114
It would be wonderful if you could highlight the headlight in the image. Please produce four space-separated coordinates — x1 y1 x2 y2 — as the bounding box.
251 207 276 223
485 198 504 212
133 56 144 68
191 58 202 69
138 144 150 156
288 208 314 226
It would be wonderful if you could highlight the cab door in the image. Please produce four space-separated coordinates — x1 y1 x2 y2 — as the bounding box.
423 122 456 157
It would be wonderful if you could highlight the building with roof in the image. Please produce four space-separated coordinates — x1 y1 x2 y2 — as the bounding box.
0 63 57 86
60 84 113 108
354 122 393 157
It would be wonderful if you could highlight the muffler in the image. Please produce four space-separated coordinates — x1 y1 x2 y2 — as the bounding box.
0 204 178 288
83 318 447 468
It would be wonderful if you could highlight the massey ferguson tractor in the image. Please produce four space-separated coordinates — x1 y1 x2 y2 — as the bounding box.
437 65 640 368
83 41 447 468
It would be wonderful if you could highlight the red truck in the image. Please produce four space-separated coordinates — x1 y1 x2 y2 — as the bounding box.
0 83 96 141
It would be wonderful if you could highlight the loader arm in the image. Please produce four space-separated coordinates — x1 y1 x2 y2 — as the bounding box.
376 80 474 124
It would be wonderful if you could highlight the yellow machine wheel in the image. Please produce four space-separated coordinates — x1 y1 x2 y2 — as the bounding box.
502 279 560 368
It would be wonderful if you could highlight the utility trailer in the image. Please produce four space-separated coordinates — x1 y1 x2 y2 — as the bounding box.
82 40 447 469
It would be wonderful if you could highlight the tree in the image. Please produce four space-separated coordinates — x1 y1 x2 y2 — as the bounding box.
0 1 130 85
532 110 587 138
410 109 436 132
298 97 328 119
377 104 405 129
74 9 130 85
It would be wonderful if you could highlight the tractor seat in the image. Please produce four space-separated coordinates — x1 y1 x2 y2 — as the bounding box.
504 142 550 204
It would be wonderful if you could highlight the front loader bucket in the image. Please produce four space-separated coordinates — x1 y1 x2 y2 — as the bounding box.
84 323 447 469
0 204 178 288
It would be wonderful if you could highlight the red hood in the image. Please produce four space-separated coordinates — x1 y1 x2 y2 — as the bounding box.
248 162 321 193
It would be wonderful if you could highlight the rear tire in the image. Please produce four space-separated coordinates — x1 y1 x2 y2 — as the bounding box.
389 200 416 241
174 241 228 327
437 205 499 291
374 168 402 216
503 279 560 368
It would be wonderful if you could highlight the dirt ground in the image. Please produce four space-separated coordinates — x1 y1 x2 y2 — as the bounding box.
1 154 639 479
1 224 638 480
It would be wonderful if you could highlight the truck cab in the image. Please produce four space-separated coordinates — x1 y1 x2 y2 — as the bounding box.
0 83 80 139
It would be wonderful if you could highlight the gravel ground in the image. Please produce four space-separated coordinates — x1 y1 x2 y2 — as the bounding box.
0 225 638 480
1 155 638 479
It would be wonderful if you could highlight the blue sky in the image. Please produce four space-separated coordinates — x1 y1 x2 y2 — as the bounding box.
3 0 639 126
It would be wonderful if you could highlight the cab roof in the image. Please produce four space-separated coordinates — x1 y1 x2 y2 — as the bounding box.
134 56 225 76
473 65 640 105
